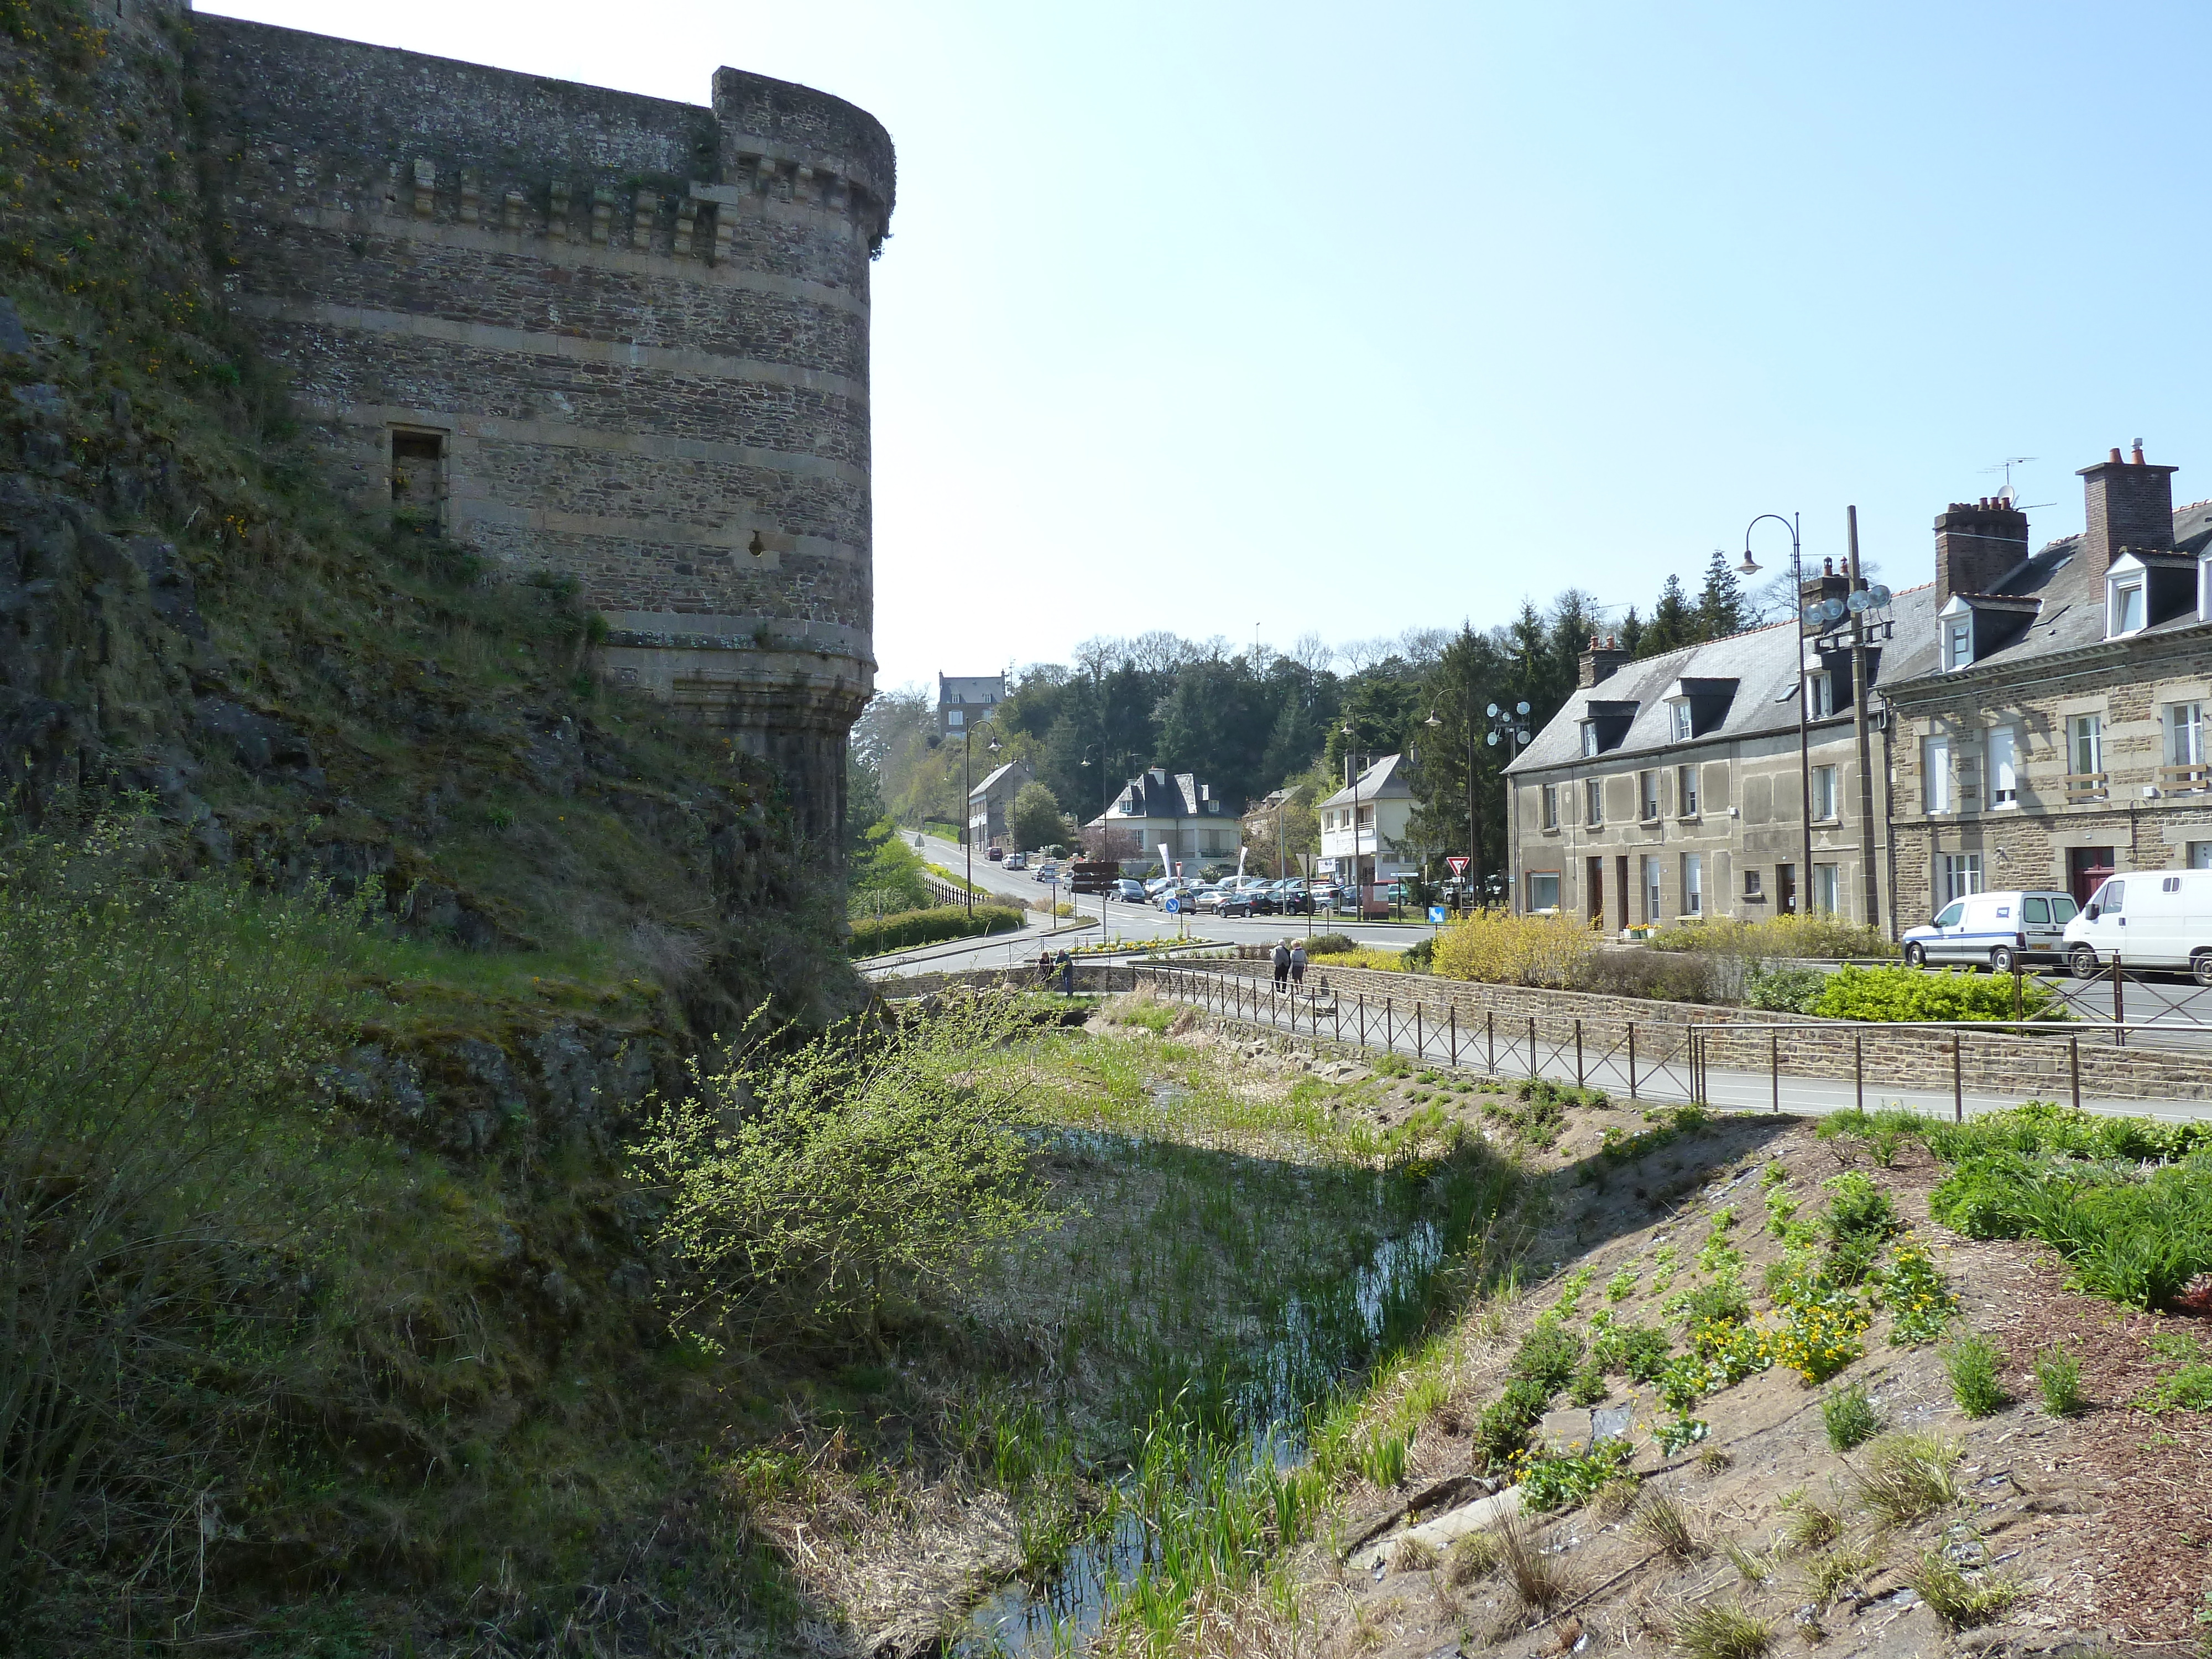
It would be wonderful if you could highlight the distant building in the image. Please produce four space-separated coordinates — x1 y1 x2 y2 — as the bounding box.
1086 768 1238 869
937 673 1005 737
1319 755 1419 888
967 758 1035 851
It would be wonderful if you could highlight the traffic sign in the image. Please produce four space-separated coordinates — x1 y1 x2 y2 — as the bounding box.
1164 896 1181 914
1447 857 1470 877
1428 905 1448 925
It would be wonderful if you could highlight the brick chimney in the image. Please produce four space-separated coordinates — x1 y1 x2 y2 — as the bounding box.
1578 634 1629 688
2078 442 2176 580
1933 497 2029 608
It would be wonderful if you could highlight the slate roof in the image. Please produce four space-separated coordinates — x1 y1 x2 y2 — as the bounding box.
1321 752 1415 808
1088 768 1227 824
1506 583 1938 776
1881 505 2212 688
968 759 1031 801
937 673 1004 707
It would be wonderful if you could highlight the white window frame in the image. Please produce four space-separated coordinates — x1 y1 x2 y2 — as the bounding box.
1941 852 1983 905
1811 764 1838 822
1669 699 1693 742
2070 713 2104 778
1806 671 1836 719
2168 702 2205 769
1526 870 1561 912
1987 724 2017 807
2107 555 2147 638
1580 722 1599 758
1812 862 1840 916
1922 736 1951 814
1541 784 1559 830
1642 853 1662 923
1584 777 1603 828
1681 852 1703 916
1944 616 1971 670
1638 769 1659 821
1676 763 1700 818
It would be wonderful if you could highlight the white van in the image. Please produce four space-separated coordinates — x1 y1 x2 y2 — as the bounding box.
2063 870 2212 984
1901 889 2078 973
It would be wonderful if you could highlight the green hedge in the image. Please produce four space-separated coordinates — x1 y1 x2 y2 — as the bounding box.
1811 963 2068 1022
847 904 1024 957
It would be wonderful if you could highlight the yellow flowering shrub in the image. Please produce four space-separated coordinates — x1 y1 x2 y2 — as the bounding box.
1432 910 1597 988
1770 1298 1872 1384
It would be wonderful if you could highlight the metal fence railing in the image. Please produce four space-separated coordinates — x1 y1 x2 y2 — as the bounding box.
1131 962 2212 1119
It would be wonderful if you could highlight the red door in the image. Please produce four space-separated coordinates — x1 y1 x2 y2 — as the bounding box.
2068 846 2114 909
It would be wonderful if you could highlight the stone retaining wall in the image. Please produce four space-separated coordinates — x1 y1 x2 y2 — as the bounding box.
1149 961 2212 1105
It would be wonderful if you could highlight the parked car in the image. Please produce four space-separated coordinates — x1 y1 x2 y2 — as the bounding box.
1032 862 1060 884
1152 878 1202 909
1214 889 1257 918
987 846 1004 860
1902 889 2078 973
1110 878 1149 903
1004 851 1027 870
2063 872 2212 983
1259 879 1314 915
1193 884 1232 912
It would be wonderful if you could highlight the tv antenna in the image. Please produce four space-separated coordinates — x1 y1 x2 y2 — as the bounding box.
1981 456 2035 503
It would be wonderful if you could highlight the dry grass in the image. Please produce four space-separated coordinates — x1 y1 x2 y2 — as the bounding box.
1722 1538 1776 1585
1498 1516 1580 1616
1796 1540 1886 1605
1446 1529 1502 1587
1392 1535 1439 1573
1777 1490 1844 1553
1673 1601 1777 1659
1899 1546 2025 1629
1629 1489 1709 1562
1850 1431 1961 1526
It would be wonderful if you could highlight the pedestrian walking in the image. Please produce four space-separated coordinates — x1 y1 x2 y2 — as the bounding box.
1057 948 1074 996
1290 941 1308 984
1271 941 1291 988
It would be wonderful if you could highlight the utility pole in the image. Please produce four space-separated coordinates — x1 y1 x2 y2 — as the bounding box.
1846 506 1880 932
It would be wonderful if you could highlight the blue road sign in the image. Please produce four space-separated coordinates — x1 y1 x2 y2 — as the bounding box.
1428 905 1448 925
1164 896 1181 914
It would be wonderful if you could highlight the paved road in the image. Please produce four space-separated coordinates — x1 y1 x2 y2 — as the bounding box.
1134 968 2212 1125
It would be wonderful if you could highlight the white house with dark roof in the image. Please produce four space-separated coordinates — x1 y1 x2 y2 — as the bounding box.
1505 580 1934 932
1084 768 1238 869
1319 754 1419 887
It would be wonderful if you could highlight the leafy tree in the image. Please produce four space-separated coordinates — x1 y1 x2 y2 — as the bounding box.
638 997 1056 1349
847 817 930 916
1010 781 1073 851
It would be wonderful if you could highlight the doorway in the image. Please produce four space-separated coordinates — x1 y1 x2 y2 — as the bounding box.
1776 863 1797 916
2068 846 2115 909
1616 855 1630 933
1587 857 1605 926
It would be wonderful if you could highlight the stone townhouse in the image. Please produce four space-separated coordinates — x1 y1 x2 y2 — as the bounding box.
1505 585 1933 931
1084 769 1239 871
1881 446 2212 917
966 758 1033 852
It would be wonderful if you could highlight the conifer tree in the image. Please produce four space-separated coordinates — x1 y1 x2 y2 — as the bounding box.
1696 549 1750 641
1641 575 1694 657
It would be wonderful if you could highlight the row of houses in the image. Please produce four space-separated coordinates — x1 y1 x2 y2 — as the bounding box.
1504 445 2212 934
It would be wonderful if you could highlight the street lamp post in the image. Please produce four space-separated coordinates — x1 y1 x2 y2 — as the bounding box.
1340 723 1361 931
1081 748 1128 936
1739 514 1812 917
962 729 999 919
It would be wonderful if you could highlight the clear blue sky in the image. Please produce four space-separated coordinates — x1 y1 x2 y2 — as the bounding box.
204 1 2212 692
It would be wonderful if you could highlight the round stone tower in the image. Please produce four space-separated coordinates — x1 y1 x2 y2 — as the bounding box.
195 18 894 848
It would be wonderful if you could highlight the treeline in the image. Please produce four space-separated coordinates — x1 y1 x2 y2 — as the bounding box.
852 559 1766 884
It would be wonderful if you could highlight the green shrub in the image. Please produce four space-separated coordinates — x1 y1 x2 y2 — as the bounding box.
1820 1383 1880 1451
1402 936 1434 972
846 902 1025 956
1650 913 1892 961
1942 1333 2010 1417
1812 963 2068 1022
1820 1172 1899 1242
2032 1346 2085 1417
1511 1318 1587 1392
1744 963 1829 1013
1568 1362 1609 1406
1594 1322 1673 1382
1670 1276 1752 1331
1519 1441 1634 1511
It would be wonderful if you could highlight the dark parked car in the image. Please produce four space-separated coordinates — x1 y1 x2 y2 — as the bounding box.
1110 878 1149 902
1214 889 1256 918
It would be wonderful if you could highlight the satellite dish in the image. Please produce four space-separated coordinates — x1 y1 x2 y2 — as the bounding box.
1486 702 1500 718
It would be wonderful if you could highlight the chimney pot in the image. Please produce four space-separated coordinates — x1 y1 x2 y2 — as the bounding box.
2110 447 2124 465
2133 442 2147 466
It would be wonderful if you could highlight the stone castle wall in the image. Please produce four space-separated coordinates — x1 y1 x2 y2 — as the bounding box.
187 12 894 845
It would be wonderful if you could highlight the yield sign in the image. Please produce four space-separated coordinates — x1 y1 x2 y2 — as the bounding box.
1447 857 1470 876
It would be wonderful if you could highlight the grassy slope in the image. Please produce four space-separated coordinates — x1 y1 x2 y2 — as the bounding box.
2 3 864 1649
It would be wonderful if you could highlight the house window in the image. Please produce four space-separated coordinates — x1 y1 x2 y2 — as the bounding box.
1584 777 1603 827
1642 854 1662 922
1670 700 1693 741
1681 853 1703 916
1541 785 1559 830
1744 868 1764 898
1637 770 1658 820
2068 714 2105 799
947 709 965 729
1813 863 1840 916
1942 852 1983 904
1806 672 1835 718
1526 871 1561 911
1811 764 1838 822
1676 764 1700 817
2168 702 2205 787
1580 722 1599 758
2190 841 2212 869
1944 615 1972 671
2109 576 2146 637
1987 726 2017 806
1922 737 1950 813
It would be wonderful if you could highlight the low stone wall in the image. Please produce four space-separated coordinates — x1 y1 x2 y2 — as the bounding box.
1144 961 2212 1105
869 963 1138 1000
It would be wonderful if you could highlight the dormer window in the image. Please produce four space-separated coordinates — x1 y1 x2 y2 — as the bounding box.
1670 700 1692 742
2111 575 2145 635
1945 615 1971 669
1580 722 1599 758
